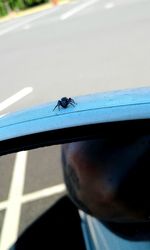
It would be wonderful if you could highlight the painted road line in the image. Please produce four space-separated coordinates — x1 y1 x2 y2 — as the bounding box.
0 113 9 118
0 151 28 250
0 201 8 211
0 6 60 36
0 184 66 212
22 184 66 203
0 87 33 113
60 0 100 20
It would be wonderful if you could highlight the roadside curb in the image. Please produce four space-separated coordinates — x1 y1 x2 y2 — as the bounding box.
0 0 70 23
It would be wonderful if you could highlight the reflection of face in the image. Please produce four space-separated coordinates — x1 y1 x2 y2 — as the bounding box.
61 136 150 223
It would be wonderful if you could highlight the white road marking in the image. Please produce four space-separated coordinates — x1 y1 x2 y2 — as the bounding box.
0 7 60 36
0 184 66 211
60 0 100 20
21 184 66 203
0 113 9 118
104 2 115 9
0 87 33 112
0 151 28 250
0 201 8 211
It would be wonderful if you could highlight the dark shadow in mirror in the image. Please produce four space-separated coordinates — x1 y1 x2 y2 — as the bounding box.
11 132 150 250
13 195 86 250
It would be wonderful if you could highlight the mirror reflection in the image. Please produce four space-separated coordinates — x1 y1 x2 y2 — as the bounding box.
0 135 150 249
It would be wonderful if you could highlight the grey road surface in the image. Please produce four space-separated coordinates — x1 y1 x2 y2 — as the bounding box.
0 0 150 249
0 0 150 114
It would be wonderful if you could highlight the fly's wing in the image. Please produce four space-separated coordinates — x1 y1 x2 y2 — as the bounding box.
0 87 150 156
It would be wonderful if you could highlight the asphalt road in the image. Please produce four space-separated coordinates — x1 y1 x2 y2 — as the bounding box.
0 0 150 249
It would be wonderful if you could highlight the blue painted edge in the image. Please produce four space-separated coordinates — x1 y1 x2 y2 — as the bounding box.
0 87 150 141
